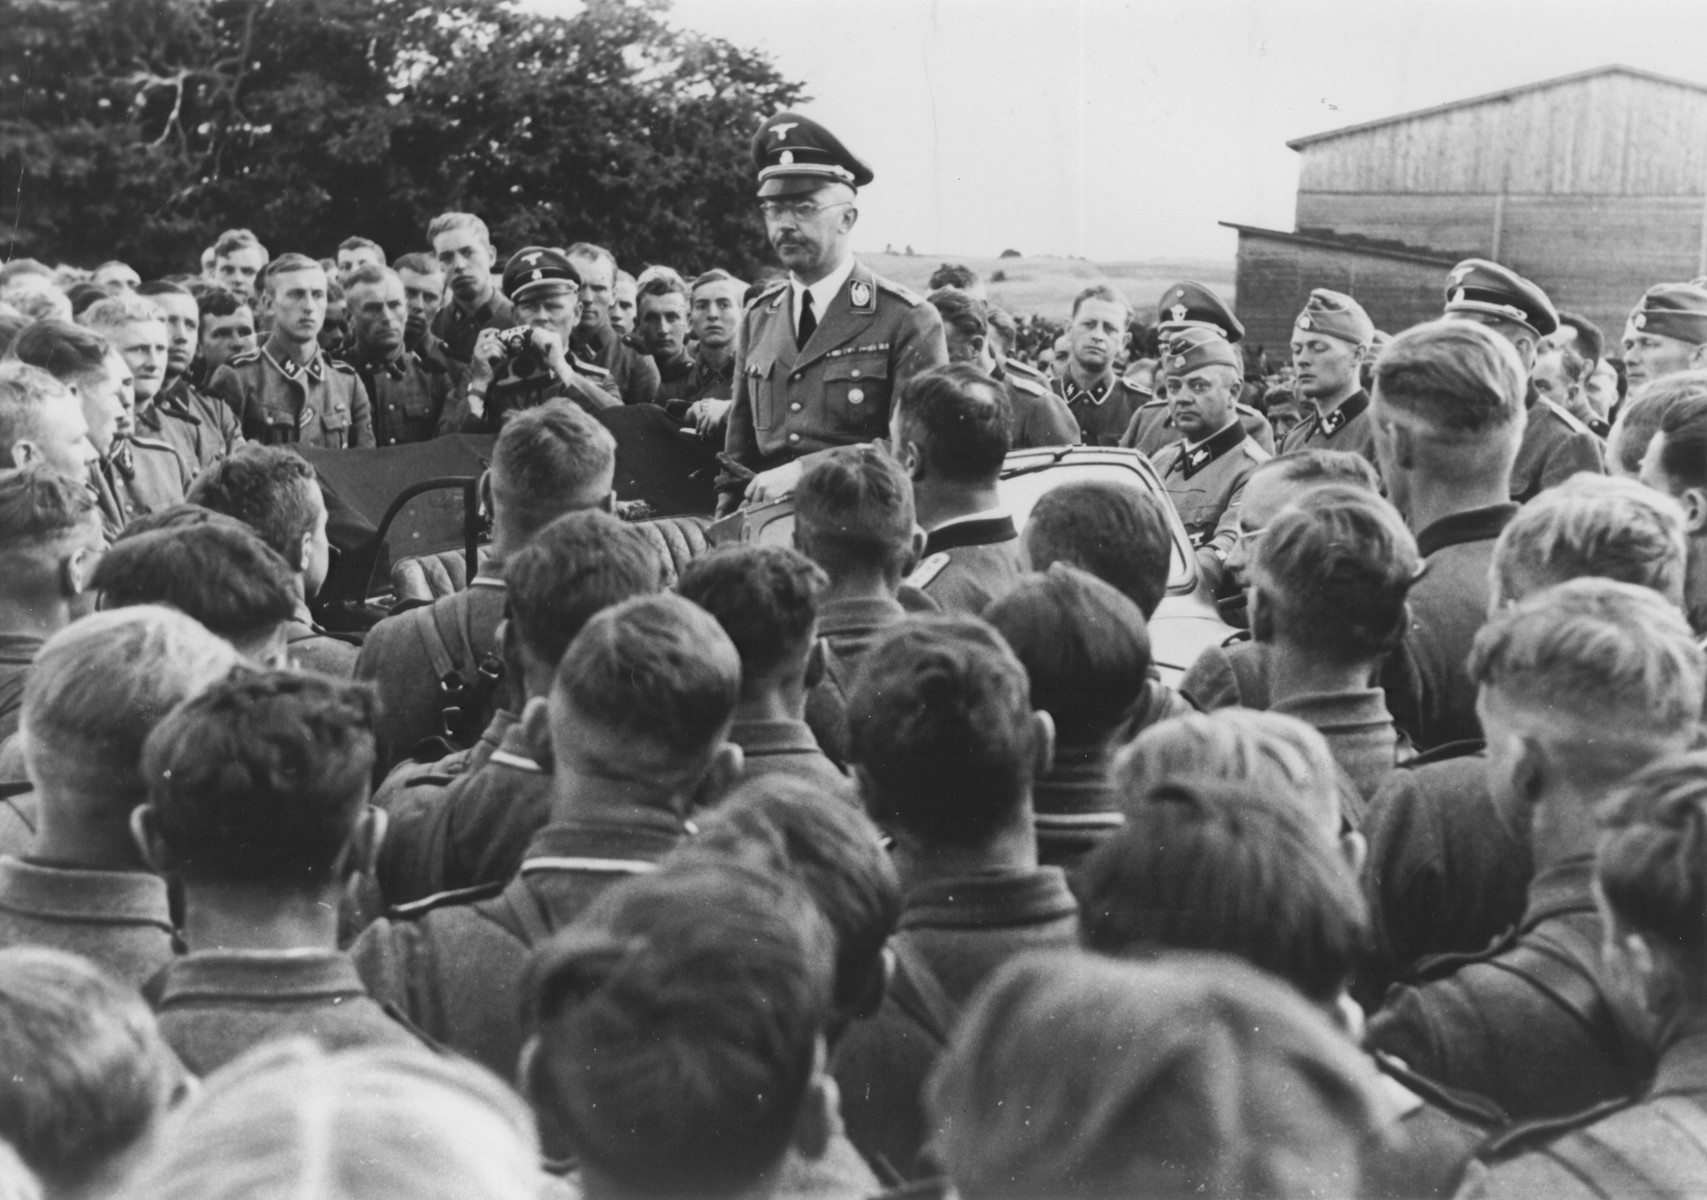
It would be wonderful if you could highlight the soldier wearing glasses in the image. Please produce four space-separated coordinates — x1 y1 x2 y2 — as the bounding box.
718 112 948 515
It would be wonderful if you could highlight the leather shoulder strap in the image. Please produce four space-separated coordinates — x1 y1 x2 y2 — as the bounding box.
886 932 959 1045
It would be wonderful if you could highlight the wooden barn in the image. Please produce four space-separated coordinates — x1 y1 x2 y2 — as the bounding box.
1226 65 1707 356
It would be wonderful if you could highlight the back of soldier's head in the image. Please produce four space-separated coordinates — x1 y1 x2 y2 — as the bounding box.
792 445 917 585
927 951 1385 1200
7 319 109 390
848 615 1040 849
526 859 833 1199
551 594 740 780
186 445 320 565
1115 709 1349 845
1493 473 1687 607
92 522 297 659
894 363 1012 485
0 464 98 599
679 775 899 1029
984 563 1151 749
1612 371 1707 477
126 1039 542 1200
1372 321 1526 478
1252 485 1419 665
503 510 662 667
1021 480 1172 618
1599 752 1707 980
23 607 237 810
0 947 183 1198
489 401 617 540
1651 389 1707 494
1471 578 1705 783
677 545 827 695
1250 447 1382 499
1075 778 1369 1006
140 670 376 886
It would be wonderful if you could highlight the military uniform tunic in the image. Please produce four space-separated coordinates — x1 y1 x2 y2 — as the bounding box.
1509 385 1606 503
92 437 194 535
724 260 948 471
429 291 516 365
1279 389 1379 465
1121 398 1275 458
140 378 245 471
571 323 661 406
1052 372 1150 446
1149 419 1269 559
342 347 459 446
905 513 1023 616
994 363 1080 448
207 333 374 450
654 348 736 420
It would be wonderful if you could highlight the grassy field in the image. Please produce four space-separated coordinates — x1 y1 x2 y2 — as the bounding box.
859 252 1235 322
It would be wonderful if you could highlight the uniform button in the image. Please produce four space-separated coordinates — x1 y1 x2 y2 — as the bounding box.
790 402 802 412
848 387 865 404
850 367 862 378
788 433 801 443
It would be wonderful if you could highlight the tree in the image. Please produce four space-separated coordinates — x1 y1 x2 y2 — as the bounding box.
0 0 806 277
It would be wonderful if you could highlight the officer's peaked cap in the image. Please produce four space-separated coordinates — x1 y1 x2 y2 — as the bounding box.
1442 259 1558 338
754 112 874 198
1157 282 1244 344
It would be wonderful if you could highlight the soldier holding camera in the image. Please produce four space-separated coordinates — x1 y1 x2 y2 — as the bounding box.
460 247 622 432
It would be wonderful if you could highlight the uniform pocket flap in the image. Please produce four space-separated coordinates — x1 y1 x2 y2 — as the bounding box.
822 358 890 383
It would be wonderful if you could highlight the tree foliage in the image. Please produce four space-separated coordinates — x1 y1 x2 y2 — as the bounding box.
0 0 807 276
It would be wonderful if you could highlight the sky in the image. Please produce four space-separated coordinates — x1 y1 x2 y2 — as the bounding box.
536 0 1707 264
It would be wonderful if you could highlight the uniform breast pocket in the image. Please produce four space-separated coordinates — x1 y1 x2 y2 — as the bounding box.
823 357 891 436
746 357 777 431
398 386 435 419
321 402 352 448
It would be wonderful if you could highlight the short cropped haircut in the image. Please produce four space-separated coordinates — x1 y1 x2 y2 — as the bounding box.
1653 390 1707 492
895 363 1010 484
984 564 1152 747
427 212 490 245
564 242 617 280
691 267 746 295
1022 479 1173 618
0 362 76 465
927 952 1385 1200
637 270 689 303
1070 283 1130 320
79 294 166 339
0 259 52 288
929 262 981 291
135 279 192 301
848 616 1037 848
1373 319 1526 435
126 1039 542 1200
196 286 249 321
141 670 376 884
1075 779 1369 1005
186 445 319 567
1470 577 1705 744
928 287 988 340
0 948 181 1190
393 251 439 277
340 263 398 294
8 318 110 386
1493 473 1687 606
527 860 833 1198
677 545 827 687
264 253 322 293
490 400 616 538
1253 485 1418 663
554 593 740 757
503 510 663 665
671 774 899 1027
0 462 95 552
213 228 267 260
985 306 1018 351
793 444 917 581
1556 311 1605 364
22 607 238 804
1115 709 1351 843
1598 753 1707 970
1251 447 1383 495
92 522 297 645
338 235 385 261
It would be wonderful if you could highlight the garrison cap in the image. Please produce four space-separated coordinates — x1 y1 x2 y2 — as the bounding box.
1157 282 1244 343
501 247 581 303
753 111 874 198
1442 259 1559 337
1162 328 1241 377
1628 283 1707 346
1294 289 1374 347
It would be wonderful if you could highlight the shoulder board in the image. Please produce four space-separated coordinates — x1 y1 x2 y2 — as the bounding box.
412 350 450 375
1371 1050 1509 1130
1219 628 1252 648
576 359 614 381
873 275 923 305
386 879 506 920
1539 396 1592 436
1008 372 1049 398
1406 925 1521 983
1476 1095 1635 1163
746 280 789 310
226 349 261 367
1138 395 1168 410
1241 440 1273 463
401 771 458 790
129 435 179 454
328 358 358 375
488 748 545 774
1405 738 1486 768
1118 377 1155 400
905 551 951 590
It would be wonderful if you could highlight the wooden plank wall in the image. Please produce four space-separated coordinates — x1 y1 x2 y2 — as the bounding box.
1296 193 1497 258
1297 73 1707 196
1232 233 1448 357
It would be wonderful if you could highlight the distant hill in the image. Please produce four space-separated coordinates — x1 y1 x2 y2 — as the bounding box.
858 252 1235 321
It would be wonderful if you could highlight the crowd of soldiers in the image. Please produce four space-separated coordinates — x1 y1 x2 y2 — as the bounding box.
3 105 1707 1200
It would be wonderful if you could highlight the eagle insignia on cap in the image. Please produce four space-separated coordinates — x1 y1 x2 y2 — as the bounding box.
1298 314 1313 330
770 122 798 142
1635 313 1648 330
1169 304 1187 322
1449 265 1473 286
520 251 542 266
850 281 871 307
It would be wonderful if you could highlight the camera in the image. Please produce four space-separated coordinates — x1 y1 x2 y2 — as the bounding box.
493 325 547 377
